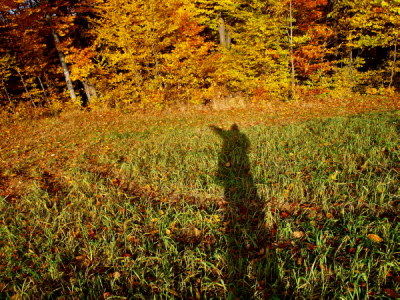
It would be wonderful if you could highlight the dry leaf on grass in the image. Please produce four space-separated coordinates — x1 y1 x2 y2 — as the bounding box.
168 289 179 296
193 227 201 237
128 276 141 287
280 211 289 219
367 234 383 243
293 231 305 238
383 288 399 298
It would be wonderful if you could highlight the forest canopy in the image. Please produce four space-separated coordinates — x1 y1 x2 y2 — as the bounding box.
1 0 399 110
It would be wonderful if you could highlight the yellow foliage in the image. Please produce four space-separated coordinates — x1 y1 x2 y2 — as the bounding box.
90 0 219 107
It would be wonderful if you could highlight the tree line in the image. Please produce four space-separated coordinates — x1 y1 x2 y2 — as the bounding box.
0 0 399 110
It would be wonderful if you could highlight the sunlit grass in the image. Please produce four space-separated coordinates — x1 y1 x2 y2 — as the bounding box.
0 107 399 299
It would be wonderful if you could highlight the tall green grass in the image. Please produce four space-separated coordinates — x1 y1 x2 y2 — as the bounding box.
1 111 399 299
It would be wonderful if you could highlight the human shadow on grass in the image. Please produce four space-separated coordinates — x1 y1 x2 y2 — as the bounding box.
210 124 280 299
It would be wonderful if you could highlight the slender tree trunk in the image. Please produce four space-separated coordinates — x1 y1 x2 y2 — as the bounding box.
45 14 77 103
126 46 143 94
44 71 54 96
389 37 398 88
218 12 231 48
218 12 226 46
289 0 296 100
1 75 14 110
16 68 36 107
349 48 353 76
38 76 50 106
151 42 159 77
82 80 97 104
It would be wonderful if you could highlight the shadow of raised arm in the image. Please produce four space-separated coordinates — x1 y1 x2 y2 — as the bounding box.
209 125 223 134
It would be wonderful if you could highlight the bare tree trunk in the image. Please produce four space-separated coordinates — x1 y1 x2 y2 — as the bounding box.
349 48 353 76
45 14 77 103
389 37 398 88
218 12 226 46
289 0 296 100
38 76 50 106
82 80 97 104
125 46 142 87
44 71 54 96
16 68 36 107
151 42 159 77
218 12 231 48
1 75 14 111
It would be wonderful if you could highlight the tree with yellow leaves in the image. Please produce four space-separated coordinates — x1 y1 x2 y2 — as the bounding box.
91 0 217 107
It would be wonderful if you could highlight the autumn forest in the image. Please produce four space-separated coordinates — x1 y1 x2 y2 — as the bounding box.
1 1 400 299
1 0 400 110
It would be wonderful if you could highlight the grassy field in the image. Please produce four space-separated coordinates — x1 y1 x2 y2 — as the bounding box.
0 98 400 299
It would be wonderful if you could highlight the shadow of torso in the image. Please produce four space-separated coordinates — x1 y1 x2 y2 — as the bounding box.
211 124 259 203
211 124 271 297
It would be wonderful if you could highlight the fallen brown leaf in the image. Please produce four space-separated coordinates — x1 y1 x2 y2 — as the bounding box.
384 288 399 298
293 231 305 238
367 234 383 243
193 227 201 237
